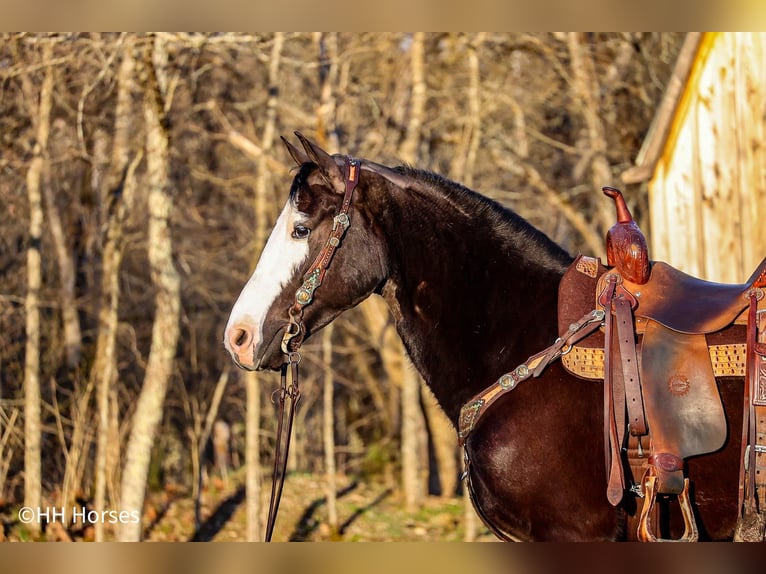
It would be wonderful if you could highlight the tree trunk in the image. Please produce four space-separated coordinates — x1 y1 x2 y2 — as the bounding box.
398 31 429 512
41 174 81 369
322 324 338 534
315 32 341 534
254 31 284 254
23 41 54 536
567 32 614 236
92 40 139 542
244 371 261 541
399 32 427 163
58 378 94 527
315 32 340 152
401 362 427 511
193 366 230 527
118 39 181 541
450 33 485 189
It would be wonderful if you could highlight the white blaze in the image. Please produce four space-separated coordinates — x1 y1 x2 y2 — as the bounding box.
225 199 309 352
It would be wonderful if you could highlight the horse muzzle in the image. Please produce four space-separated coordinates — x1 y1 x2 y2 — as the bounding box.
224 320 286 372
224 320 258 370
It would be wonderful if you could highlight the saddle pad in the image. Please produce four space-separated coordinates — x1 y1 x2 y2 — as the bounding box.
558 255 607 347
641 320 727 461
562 343 747 379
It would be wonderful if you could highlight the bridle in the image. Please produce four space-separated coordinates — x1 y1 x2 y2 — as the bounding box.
264 155 361 541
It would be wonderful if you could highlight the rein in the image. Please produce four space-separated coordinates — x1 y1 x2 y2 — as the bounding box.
264 156 361 541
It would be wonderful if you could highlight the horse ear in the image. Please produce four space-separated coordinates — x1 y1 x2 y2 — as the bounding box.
282 135 310 166
294 131 345 193
361 160 412 189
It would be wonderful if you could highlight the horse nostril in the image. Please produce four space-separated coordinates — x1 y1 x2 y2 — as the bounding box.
229 325 252 351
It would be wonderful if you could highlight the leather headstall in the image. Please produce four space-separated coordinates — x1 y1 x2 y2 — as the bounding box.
281 155 361 355
265 155 361 542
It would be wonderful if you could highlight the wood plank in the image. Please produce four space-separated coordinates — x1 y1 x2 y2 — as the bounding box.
648 160 669 261
735 33 766 279
647 33 766 281
700 33 741 282
657 121 701 276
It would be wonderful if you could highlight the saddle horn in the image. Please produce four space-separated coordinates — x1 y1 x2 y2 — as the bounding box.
603 186 650 285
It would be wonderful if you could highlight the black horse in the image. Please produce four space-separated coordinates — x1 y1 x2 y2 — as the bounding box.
224 133 744 541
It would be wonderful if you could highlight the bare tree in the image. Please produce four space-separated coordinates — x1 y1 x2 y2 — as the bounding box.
315 32 340 151
567 32 618 235
118 38 181 541
238 31 287 542
322 324 338 534
21 40 54 536
91 38 139 541
191 366 230 527
313 32 341 536
243 371 261 541
398 32 429 512
42 156 81 369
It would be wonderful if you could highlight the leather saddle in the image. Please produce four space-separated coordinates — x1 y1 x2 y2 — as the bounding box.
458 187 766 541
558 188 766 541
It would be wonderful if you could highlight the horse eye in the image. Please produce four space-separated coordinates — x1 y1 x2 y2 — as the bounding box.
292 224 311 239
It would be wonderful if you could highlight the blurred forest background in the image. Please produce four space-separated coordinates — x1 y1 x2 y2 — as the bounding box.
0 32 684 541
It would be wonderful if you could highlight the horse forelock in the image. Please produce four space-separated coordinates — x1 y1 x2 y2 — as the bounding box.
287 162 318 208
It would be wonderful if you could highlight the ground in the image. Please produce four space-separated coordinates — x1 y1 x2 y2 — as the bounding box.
1 470 496 542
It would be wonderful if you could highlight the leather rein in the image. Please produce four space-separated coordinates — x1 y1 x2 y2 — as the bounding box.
264 156 361 541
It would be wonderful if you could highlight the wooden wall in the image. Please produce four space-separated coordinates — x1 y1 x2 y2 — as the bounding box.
649 32 766 282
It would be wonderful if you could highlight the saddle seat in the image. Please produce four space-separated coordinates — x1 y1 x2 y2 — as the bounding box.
616 259 766 335
558 256 766 376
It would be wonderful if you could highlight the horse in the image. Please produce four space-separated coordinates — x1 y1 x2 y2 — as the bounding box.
224 132 747 541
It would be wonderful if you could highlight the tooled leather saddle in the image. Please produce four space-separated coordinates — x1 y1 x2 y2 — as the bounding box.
561 187 766 541
459 186 766 541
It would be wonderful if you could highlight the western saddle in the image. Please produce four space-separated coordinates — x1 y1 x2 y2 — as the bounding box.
459 187 766 542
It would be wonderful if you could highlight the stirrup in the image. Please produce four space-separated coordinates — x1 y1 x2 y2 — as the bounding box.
637 474 699 542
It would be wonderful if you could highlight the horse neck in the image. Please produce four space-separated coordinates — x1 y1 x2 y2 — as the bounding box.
373 177 573 424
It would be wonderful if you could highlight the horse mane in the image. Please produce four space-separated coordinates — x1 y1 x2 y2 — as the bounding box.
391 164 574 274
290 158 573 275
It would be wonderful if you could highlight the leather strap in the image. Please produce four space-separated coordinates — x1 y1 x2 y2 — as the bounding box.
614 296 646 436
603 278 626 506
739 289 766 515
458 308 605 445
281 156 361 354
601 276 616 488
267 157 360 541
264 354 301 541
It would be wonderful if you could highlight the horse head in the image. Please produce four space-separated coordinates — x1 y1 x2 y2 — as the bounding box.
224 133 394 371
